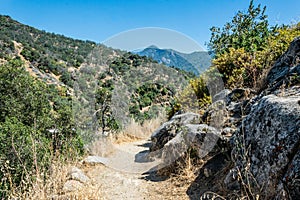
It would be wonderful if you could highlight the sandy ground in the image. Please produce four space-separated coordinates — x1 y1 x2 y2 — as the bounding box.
85 139 190 200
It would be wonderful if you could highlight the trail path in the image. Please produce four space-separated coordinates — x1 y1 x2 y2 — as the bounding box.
85 139 189 200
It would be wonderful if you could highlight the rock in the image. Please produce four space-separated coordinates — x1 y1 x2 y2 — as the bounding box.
266 37 300 90
206 88 258 130
227 88 254 103
187 152 232 198
202 100 227 130
63 180 84 193
82 156 108 165
159 124 229 167
150 112 201 152
67 167 90 184
231 94 300 199
221 127 236 136
281 150 300 199
212 89 231 102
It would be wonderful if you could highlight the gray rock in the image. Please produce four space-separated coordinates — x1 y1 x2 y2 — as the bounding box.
82 156 108 165
231 94 300 199
227 88 254 103
63 180 84 192
282 150 300 199
161 124 222 165
221 127 236 136
67 167 90 184
202 100 227 130
266 37 300 90
213 89 231 102
150 112 201 152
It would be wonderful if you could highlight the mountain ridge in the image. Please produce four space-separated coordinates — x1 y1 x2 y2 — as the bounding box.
136 45 212 75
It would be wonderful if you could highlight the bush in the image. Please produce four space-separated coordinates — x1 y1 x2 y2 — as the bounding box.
0 59 83 198
169 74 212 117
208 0 300 89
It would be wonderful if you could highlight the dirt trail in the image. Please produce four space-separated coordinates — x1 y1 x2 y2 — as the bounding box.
85 139 189 200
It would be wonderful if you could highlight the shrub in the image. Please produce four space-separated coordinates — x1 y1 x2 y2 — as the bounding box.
0 59 83 198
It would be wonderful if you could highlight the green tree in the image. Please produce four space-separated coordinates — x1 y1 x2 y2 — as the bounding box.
207 0 279 88
208 0 273 56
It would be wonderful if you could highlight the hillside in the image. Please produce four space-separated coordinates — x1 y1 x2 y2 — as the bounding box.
0 15 191 198
136 45 211 75
0 15 190 133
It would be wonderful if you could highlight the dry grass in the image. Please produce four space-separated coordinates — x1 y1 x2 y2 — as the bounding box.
89 137 116 157
8 160 103 200
158 151 204 187
88 115 165 156
113 114 165 144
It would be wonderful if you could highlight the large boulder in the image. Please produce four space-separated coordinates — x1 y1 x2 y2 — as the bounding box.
160 124 226 166
230 93 300 199
150 112 201 152
149 111 230 169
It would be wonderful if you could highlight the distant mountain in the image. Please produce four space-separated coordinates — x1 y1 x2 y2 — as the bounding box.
136 46 212 75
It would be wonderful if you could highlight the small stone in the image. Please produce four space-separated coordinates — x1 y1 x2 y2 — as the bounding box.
68 167 90 183
82 156 108 165
63 180 84 192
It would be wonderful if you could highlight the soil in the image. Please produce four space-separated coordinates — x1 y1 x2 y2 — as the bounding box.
85 139 190 200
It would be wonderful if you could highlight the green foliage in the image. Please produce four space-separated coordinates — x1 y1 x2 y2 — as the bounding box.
168 74 212 117
0 59 83 198
258 22 300 68
0 15 96 76
211 23 300 89
209 0 272 56
95 80 121 133
60 70 73 87
130 83 174 122
109 52 153 75
212 48 261 88
208 1 300 89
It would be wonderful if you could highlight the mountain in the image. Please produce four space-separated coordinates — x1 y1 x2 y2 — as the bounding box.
136 46 212 75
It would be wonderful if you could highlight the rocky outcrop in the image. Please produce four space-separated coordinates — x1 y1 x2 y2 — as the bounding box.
160 124 225 166
230 93 300 199
150 112 201 152
266 37 300 91
149 110 231 171
152 37 300 199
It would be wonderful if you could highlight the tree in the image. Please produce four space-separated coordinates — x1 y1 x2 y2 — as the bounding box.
208 0 272 57
207 0 278 88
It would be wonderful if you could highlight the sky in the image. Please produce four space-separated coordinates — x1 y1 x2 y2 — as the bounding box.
0 0 300 52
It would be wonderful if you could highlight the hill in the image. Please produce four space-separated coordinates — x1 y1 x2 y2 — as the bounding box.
0 15 191 198
136 45 212 75
0 14 190 136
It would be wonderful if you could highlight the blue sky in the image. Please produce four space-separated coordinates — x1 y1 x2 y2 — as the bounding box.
1 0 299 51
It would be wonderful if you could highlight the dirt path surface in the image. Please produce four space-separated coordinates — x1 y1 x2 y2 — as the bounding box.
85 139 190 200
